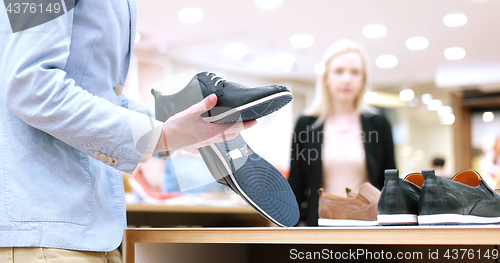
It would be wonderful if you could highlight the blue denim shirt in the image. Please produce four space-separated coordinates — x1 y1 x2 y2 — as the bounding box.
0 0 162 251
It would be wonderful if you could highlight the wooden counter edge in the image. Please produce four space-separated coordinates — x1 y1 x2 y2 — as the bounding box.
124 227 500 245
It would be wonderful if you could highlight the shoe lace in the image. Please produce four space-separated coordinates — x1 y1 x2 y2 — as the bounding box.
206 72 226 96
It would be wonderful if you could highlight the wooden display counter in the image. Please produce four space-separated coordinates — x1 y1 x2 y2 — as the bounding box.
123 226 500 263
126 204 269 227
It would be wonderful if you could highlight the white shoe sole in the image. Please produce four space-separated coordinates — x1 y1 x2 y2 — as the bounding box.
418 214 500 225
377 214 418 225
202 91 292 123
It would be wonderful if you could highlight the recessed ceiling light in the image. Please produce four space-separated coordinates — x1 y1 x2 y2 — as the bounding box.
375 55 398 68
399 89 415 101
362 24 387 38
364 92 379 104
224 43 249 60
483 112 494 122
290 34 315 48
314 63 325 75
440 114 455 125
438 106 453 117
422 93 432 104
427 100 442 111
272 53 295 71
444 47 466 60
255 0 282 10
178 8 204 23
443 13 468 27
409 97 419 107
405 37 429 50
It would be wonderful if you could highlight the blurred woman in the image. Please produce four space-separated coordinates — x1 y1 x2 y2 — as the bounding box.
288 39 396 226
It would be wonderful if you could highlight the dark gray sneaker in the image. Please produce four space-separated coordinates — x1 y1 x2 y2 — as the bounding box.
418 169 500 225
198 135 299 227
377 169 423 225
152 72 292 124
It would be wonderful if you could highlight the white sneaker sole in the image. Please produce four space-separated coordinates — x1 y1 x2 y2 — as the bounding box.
202 91 292 123
377 214 418 225
418 214 500 225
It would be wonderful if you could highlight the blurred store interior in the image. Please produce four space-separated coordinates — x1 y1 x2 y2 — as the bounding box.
123 0 500 226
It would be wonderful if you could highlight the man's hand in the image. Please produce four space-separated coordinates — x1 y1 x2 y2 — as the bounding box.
154 94 256 152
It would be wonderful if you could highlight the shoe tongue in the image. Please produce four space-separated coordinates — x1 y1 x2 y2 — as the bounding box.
452 169 481 187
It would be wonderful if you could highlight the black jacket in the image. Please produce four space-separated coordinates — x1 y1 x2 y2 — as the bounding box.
288 113 396 226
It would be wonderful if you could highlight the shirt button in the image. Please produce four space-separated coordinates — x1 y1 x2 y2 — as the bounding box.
98 154 107 162
105 157 113 165
111 158 118 166
115 85 123 96
93 151 101 159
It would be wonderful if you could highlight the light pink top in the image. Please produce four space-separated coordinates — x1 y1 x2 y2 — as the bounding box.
322 117 369 196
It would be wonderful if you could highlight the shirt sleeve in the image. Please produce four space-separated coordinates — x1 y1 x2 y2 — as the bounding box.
120 94 163 163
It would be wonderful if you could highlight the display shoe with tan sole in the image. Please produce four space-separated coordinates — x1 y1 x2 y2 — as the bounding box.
318 183 381 226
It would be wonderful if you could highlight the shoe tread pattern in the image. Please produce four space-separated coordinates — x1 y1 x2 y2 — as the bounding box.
214 135 299 226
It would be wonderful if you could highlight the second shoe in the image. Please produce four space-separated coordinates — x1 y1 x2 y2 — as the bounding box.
199 135 299 227
418 169 500 225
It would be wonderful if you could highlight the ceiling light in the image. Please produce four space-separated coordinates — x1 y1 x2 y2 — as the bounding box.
427 100 442 111
409 97 419 107
443 13 468 27
255 0 282 10
405 37 429 50
422 94 432 104
362 24 387 38
438 106 453 117
376 55 398 68
483 112 494 122
178 8 204 23
272 53 295 72
224 43 249 60
314 63 325 75
363 92 379 104
399 89 415 101
290 34 315 48
435 66 500 87
440 114 455 125
444 47 466 60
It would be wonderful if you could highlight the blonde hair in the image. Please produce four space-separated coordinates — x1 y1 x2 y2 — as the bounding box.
305 39 372 127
